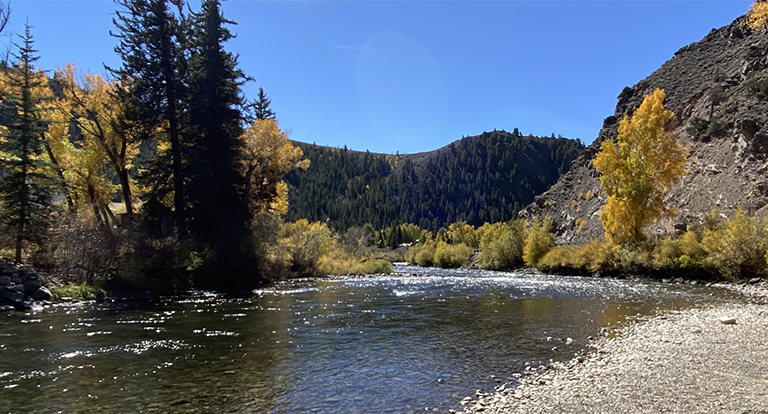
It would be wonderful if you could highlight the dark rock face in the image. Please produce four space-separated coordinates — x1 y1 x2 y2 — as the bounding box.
0 260 49 311
521 15 768 244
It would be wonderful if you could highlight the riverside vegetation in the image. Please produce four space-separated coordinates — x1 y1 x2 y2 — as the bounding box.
406 86 768 283
0 0 392 302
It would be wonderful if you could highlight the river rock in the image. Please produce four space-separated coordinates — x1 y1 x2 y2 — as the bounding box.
0 276 10 286
719 316 737 325
32 287 52 301
25 271 41 282
23 281 40 296
1 286 26 304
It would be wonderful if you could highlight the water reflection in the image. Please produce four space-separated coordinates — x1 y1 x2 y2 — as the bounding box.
0 265 743 413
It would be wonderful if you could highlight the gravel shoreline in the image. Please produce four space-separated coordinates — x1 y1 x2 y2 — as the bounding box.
461 283 768 414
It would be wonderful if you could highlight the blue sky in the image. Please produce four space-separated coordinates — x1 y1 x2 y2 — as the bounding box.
7 0 754 153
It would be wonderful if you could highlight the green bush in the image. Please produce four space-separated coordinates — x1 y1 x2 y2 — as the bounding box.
433 242 473 268
50 282 108 301
478 220 526 270
523 217 554 267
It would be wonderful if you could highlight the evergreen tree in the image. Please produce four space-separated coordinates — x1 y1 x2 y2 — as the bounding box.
186 0 258 288
110 0 187 226
0 25 55 263
253 87 275 120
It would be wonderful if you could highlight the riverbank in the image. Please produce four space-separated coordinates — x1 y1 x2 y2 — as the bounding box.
461 283 768 413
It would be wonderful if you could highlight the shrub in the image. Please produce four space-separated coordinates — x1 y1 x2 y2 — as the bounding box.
35 215 119 285
702 208 768 280
50 282 108 301
539 240 613 273
406 240 437 267
357 258 394 274
266 219 394 277
276 219 334 276
651 231 707 271
478 220 526 270
118 234 197 294
433 242 473 268
523 217 554 267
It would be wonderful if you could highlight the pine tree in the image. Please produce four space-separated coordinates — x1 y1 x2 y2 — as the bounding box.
110 0 187 227
0 25 55 263
185 0 258 288
253 87 275 120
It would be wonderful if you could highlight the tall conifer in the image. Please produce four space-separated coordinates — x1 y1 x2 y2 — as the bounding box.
110 0 187 228
0 25 55 263
185 0 258 288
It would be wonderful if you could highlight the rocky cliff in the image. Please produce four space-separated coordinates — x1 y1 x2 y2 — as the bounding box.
520 14 768 244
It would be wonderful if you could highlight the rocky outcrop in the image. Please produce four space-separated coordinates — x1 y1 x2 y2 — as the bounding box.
0 260 50 311
521 15 768 244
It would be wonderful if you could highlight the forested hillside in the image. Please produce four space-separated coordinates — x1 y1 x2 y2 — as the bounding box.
284 129 584 232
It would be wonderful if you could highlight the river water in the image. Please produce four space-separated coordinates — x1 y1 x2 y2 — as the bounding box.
0 265 744 413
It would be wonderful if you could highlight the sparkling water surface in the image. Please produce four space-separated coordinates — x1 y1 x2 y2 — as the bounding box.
0 265 744 413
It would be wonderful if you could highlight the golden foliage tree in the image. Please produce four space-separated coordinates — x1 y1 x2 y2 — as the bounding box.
747 0 768 32
54 63 138 220
240 118 308 216
593 88 688 246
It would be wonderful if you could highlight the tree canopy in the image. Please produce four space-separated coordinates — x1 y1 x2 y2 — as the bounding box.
593 88 688 246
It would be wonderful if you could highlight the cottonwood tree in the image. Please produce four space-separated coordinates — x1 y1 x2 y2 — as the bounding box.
241 118 308 218
55 63 138 220
593 88 688 247
0 25 55 263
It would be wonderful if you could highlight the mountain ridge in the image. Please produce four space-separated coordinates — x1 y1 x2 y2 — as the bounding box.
285 129 584 232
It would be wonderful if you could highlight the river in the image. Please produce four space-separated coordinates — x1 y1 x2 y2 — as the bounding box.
0 265 744 413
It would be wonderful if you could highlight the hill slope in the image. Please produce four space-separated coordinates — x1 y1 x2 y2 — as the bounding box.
285 130 584 231
521 14 768 243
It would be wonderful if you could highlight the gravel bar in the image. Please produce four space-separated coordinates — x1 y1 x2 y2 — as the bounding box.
461 284 768 414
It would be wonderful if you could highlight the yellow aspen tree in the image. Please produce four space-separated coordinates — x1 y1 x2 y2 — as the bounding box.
747 1 768 32
240 118 309 217
54 63 138 218
593 88 688 247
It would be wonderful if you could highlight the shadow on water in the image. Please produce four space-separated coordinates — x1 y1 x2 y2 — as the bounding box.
0 265 746 413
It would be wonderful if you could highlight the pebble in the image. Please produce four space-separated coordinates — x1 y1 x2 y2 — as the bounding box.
719 316 737 325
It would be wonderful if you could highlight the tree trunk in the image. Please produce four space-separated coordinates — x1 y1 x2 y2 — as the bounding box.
116 168 133 219
15 218 23 264
43 137 75 214
169 118 184 231
87 183 107 229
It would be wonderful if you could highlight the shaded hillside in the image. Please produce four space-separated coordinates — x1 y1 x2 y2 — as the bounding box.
284 130 584 231
521 14 768 243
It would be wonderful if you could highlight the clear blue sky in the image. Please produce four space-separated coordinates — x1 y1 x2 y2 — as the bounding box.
6 0 754 153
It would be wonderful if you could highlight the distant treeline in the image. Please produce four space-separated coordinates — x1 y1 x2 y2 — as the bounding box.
284 129 585 232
